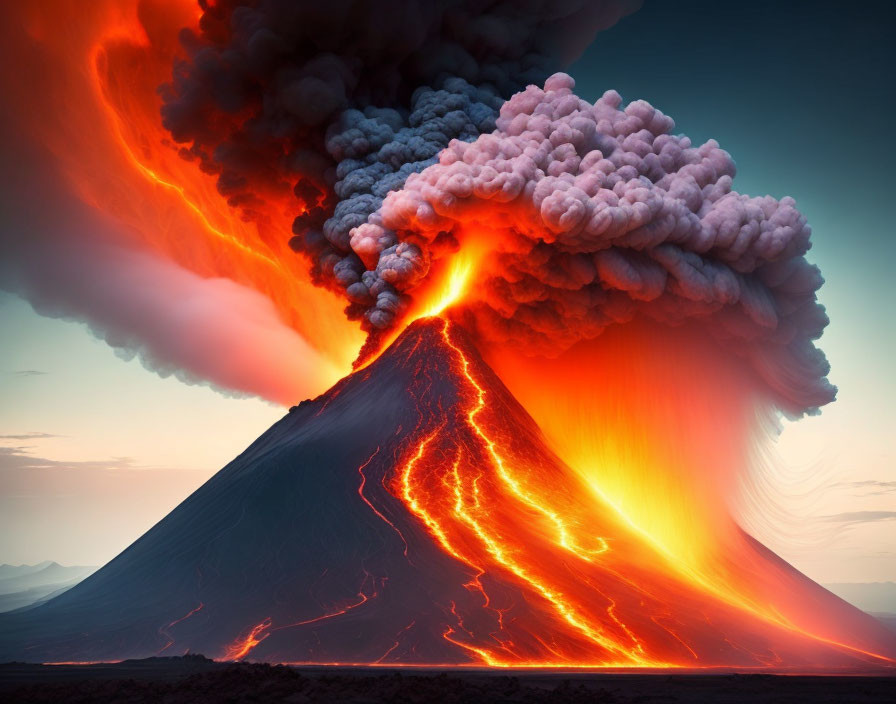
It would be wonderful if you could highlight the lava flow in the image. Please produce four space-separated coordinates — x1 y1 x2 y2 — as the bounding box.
379 317 896 668
199 315 895 666
157 602 204 655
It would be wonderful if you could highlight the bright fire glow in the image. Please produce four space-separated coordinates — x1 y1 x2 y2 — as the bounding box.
414 246 484 320
223 618 273 661
385 318 895 667
484 322 754 574
483 321 896 664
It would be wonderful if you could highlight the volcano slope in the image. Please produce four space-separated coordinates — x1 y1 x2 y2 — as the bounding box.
1 318 894 668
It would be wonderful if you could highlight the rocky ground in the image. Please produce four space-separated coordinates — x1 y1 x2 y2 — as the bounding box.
1 656 894 703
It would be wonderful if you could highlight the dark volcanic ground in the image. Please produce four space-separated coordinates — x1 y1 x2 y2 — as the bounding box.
1 657 893 703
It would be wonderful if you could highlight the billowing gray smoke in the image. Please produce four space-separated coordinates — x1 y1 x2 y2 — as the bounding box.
365 74 836 413
161 0 834 414
160 0 638 323
317 78 502 326
0 132 339 405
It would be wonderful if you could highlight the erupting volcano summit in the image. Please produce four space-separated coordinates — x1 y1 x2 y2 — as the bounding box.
0 0 894 671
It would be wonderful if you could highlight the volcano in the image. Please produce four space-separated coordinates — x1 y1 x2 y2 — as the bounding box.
1 318 894 668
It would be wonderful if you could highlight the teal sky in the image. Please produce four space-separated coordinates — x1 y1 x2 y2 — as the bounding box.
1 0 893 582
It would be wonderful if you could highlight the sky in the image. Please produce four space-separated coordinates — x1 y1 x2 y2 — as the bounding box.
0 0 893 583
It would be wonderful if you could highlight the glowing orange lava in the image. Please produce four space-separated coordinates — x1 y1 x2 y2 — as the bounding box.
223 618 273 661
480 321 896 664
384 317 896 668
221 572 383 661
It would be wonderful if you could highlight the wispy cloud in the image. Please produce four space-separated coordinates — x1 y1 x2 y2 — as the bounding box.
0 446 138 472
834 480 896 496
0 432 61 441
820 510 896 525
0 446 209 566
9 370 47 377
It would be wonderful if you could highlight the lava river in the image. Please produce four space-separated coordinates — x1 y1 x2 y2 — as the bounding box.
215 318 895 668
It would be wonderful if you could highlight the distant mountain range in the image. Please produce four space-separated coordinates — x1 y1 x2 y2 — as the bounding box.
0 562 96 614
823 582 896 633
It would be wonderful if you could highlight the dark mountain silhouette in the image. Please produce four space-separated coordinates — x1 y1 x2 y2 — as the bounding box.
0 319 893 668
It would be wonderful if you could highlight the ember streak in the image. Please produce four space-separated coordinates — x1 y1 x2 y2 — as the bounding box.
157 603 204 655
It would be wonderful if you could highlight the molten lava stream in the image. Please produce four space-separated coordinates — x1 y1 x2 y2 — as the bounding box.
157 602 204 655
388 317 894 668
223 618 273 661
391 320 673 665
221 571 384 661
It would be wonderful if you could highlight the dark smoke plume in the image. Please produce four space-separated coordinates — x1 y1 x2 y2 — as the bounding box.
161 1 832 414
160 0 638 323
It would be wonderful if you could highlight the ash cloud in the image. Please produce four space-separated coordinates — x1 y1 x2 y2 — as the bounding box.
0 134 339 406
160 0 637 317
2 0 832 414
348 74 836 413
161 2 832 414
